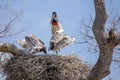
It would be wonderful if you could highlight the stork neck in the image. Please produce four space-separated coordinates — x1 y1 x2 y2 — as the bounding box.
52 22 58 25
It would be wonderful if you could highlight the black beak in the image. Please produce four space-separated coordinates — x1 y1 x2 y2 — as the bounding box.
42 47 47 54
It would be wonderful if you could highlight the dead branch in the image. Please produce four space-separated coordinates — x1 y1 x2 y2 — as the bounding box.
0 11 24 38
0 11 22 34
112 59 120 63
0 43 24 55
0 29 25 38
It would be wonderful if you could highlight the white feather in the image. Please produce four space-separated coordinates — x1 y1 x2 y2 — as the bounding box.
25 34 46 54
26 34 45 47
49 34 75 53
16 39 31 49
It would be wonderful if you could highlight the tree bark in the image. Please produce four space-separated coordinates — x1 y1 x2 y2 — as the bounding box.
87 0 117 80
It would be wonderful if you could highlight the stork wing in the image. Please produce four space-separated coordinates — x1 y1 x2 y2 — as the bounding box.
55 35 75 49
50 34 63 43
25 36 36 47
25 34 45 48
38 39 45 45
49 34 63 51
55 37 68 49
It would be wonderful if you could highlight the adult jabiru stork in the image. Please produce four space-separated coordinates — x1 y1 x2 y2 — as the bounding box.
50 11 64 36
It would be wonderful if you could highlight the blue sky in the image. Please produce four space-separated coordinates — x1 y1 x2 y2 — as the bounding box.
0 0 120 80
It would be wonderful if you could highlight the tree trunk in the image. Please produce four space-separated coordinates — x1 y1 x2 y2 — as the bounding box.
87 47 114 80
87 0 116 80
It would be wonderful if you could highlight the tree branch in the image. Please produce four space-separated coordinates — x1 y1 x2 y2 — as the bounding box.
112 59 120 63
0 43 23 55
0 11 22 34
115 33 120 45
0 29 25 38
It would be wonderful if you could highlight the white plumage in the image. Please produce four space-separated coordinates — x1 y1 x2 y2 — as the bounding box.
55 24 64 36
25 34 47 54
49 34 75 54
50 33 63 44
25 35 42 47
16 39 31 49
49 12 75 54
16 34 47 54
50 12 64 36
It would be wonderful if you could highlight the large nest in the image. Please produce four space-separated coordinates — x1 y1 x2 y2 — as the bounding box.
1 54 90 80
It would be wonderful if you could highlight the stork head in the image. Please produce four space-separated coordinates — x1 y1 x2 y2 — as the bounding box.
50 11 58 24
52 12 57 18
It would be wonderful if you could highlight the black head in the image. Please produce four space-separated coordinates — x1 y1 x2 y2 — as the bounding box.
52 12 57 17
50 11 58 23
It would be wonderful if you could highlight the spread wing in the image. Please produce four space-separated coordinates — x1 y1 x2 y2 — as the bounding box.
50 34 63 43
25 35 45 49
49 34 63 51
54 35 75 50
25 34 46 53
25 35 45 47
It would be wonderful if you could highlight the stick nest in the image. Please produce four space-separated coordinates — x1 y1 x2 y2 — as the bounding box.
1 54 90 80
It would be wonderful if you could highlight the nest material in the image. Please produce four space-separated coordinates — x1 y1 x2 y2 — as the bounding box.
1 54 90 80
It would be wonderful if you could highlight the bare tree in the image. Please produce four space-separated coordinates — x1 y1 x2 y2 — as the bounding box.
79 0 120 74
87 0 120 80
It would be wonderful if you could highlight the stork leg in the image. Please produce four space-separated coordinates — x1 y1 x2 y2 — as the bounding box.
55 50 60 55
42 47 47 54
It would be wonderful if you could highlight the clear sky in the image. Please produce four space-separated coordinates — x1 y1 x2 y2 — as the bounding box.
0 0 120 80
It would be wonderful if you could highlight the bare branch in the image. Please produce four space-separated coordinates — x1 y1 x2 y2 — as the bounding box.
74 41 86 44
0 29 25 38
0 11 22 34
0 10 23 38
0 43 23 55
112 59 120 63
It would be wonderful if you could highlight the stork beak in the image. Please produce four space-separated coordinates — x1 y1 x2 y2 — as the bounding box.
42 47 47 54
